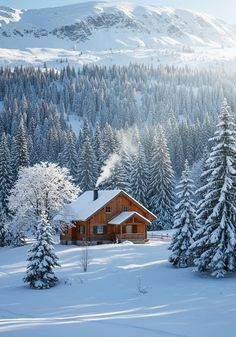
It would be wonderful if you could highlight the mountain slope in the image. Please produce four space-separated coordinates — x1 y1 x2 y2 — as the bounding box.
0 1 236 67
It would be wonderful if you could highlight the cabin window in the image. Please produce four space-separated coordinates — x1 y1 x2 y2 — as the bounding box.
93 226 107 234
78 225 85 234
105 206 111 213
123 206 129 211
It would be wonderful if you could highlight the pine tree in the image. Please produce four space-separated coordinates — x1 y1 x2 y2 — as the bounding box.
24 213 60 289
17 120 29 168
60 130 79 184
0 210 9 247
191 99 236 278
0 133 13 214
78 136 97 192
94 122 105 178
150 128 175 229
169 160 196 267
131 142 148 207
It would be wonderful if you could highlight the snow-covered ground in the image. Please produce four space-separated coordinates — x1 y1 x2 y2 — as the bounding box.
0 238 235 337
1 46 236 70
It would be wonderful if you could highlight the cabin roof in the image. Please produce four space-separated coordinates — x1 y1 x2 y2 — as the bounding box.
108 211 151 225
55 190 156 222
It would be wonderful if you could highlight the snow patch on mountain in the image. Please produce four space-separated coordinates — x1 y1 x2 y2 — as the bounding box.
0 6 22 25
0 1 236 68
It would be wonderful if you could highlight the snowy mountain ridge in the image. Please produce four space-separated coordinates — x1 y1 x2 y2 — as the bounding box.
1 1 236 67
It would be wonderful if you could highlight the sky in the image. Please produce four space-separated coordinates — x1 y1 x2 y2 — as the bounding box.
1 0 236 23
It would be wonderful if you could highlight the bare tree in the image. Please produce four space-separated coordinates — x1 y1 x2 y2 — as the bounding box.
137 276 148 295
80 243 91 272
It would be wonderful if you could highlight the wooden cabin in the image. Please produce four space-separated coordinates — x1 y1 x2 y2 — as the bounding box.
58 190 156 245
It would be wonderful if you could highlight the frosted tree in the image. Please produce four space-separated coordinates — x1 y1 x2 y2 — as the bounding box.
17 120 29 168
8 216 26 247
191 100 236 278
0 210 9 247
8 162 79 234
24 213 60 289
169 160 196 267
78 136 97 192
94 122 105 176
150 128 175 229
0 133 13 214
131 142 148 207
60 130 79 184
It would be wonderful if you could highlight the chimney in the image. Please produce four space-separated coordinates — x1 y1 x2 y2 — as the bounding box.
93 189 98 201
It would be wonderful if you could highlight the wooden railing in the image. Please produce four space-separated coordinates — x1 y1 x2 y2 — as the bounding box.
117 233 146 240
147 232 171 241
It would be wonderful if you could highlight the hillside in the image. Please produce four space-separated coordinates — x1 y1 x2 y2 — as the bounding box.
1 1 236 68
0 239 235 337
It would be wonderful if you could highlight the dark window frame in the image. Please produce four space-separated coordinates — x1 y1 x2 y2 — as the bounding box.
93 225 107 235
105 206 111 213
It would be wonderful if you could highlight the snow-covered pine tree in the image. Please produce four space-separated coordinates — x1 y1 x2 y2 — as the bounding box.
0 210 9 247
24 213 60 289
94 122 105 177
0 133 13 214
150 128 175 229
130 141 148 207
191 146 209 203
78 135 97 192
17 120 29 168
191 99 236 278
59 130 79 184
169 160 196 267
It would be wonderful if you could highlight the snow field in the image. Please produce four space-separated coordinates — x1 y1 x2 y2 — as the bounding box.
0 239 236 337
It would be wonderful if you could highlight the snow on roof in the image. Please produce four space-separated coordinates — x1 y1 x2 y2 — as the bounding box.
55 189 156 222
108 211 151 225
55 190 122 222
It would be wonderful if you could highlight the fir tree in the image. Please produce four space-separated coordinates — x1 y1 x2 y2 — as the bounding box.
0 210 9 247
191 99 236 278
24 213 60 289
17 120 29 168
60 130 79 184
0 133 13 214
150 128 175 229
169 160 196 267
78 136 97 192
131 142 148 207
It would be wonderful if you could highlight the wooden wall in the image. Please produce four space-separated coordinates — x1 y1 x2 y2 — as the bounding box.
60 192 154 242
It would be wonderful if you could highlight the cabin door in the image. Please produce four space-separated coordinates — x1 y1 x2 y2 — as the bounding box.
126 225 133 234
